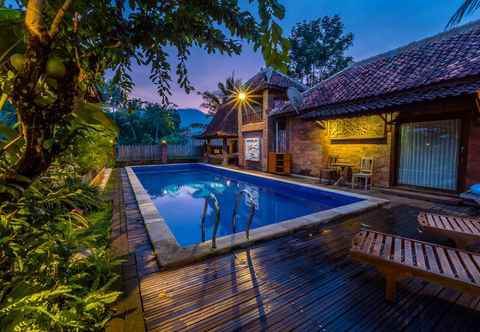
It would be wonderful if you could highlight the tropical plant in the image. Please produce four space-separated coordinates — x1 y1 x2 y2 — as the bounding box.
0 1 289 201
199 73 243 115
110 100 180 145
448 0 480 27
288 15 353 86
0 170 122 331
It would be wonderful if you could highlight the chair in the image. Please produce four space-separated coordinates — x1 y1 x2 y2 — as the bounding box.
319 155 338 184
417 211 480 249
352 157 374 190
350 230 480 302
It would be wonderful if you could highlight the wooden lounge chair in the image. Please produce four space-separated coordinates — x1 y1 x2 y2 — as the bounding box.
350 230 480 302
418 212 480 249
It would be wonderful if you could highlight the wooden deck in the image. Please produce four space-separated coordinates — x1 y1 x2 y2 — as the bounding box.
118 169 480 331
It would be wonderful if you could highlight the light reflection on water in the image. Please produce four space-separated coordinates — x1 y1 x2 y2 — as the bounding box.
137 168 359 246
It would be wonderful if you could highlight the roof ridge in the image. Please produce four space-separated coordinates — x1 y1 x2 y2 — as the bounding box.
273 19 480 118
266 68 307 89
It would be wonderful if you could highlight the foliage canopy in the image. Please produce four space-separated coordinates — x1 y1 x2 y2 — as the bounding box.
288 15 353 86
0 0 289 200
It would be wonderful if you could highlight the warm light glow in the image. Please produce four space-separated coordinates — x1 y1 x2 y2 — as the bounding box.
223 84 261 115
238 92 247 101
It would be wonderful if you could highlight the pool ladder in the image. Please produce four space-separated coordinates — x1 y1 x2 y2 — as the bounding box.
200 193 221 248
200 190 257 249
231 190 257 240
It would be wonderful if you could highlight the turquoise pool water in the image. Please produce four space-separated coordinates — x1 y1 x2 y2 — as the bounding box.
133 164 363 246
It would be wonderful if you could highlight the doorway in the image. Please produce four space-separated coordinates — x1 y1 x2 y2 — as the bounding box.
396 119 462 191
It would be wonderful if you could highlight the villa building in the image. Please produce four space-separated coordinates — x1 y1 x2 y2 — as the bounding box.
203 20 480 194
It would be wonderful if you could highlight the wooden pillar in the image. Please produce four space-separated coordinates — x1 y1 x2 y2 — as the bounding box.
222 137 228 166
160 141 168 164
204 139 210 162
261 89 272 172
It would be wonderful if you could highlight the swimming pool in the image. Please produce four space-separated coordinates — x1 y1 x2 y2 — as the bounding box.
126 164 388 266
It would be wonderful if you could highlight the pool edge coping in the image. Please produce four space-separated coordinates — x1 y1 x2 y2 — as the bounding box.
125 163 389 268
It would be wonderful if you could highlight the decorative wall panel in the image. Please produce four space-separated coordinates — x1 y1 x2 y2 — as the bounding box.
327 116 385 140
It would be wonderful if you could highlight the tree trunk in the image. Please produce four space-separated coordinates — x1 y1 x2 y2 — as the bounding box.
1 37 77 200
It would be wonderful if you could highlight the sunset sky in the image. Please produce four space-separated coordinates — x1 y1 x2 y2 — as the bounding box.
131 0 480 111
8 0 480 111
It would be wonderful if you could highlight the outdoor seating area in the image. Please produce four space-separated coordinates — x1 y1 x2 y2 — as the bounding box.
318 156 375 190
117 171 480 331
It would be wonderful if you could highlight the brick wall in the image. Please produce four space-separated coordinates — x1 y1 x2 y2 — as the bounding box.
287 116 393 187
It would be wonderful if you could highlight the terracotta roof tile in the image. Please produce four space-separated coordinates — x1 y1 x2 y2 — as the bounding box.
199 105 237 138
246 69 306 92
273 20 480 118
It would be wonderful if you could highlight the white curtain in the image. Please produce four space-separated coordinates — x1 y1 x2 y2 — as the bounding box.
398 119 461 190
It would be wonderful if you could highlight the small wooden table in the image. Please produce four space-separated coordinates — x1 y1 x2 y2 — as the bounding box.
332 162 353 186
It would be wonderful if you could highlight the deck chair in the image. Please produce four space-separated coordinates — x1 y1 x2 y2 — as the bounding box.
352 157 374 190
417 212 480 249
460 191 480 206
350 230 480 302
319 155 338 184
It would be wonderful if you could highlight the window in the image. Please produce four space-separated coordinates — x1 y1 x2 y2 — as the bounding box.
397 119 461 191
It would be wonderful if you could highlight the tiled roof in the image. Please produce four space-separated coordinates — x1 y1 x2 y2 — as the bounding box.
273 20 480 118
198 104 238 138
245 68 306 92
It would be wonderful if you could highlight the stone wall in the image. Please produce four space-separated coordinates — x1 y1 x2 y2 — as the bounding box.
287 116 393 187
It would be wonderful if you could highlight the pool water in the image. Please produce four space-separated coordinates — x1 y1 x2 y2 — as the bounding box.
134 164 362 247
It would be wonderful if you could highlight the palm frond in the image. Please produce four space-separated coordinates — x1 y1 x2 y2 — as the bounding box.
447 0 480 28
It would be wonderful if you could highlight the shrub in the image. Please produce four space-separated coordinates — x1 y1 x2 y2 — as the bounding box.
0 174 122 331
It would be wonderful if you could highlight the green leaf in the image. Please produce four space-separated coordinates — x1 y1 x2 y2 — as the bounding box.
0 122 16 140
73 102 118 132
0 8 23 25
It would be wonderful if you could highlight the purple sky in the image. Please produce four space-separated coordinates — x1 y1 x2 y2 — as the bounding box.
128 0 480 111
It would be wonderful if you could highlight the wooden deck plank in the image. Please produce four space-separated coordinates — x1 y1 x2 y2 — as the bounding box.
133 200 480 332
424 244 441 274
383 235 393 260
403 288 463 332
435 247 456 278
404 239 414 266
459 252 480 284
393 238 403 263
447 249 471 282
415 242 426 269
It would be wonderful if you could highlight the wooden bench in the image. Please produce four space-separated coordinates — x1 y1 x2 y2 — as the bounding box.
350 230 480 302
418 212 480 249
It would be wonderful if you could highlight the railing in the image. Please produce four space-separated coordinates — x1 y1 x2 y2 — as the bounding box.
116 140 203 162
242 110 263 124
200 193 221 248
231 189 257 239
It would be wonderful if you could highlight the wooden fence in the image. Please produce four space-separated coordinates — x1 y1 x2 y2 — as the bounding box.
116 140 203 162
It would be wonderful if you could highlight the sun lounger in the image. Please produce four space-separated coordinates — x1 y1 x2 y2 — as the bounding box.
460 191 480 206
350 230 480 302
417 212 480 249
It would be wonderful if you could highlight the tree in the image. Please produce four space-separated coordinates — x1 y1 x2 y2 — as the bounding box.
0 0 289 200
288 15 353 86
111 100 180 145
198 73 243 115
448 0 480 27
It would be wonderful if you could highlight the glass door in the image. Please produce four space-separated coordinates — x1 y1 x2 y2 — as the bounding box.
397 119 461 191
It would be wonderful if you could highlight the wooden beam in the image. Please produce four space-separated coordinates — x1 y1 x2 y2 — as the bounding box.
314 120 326 129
